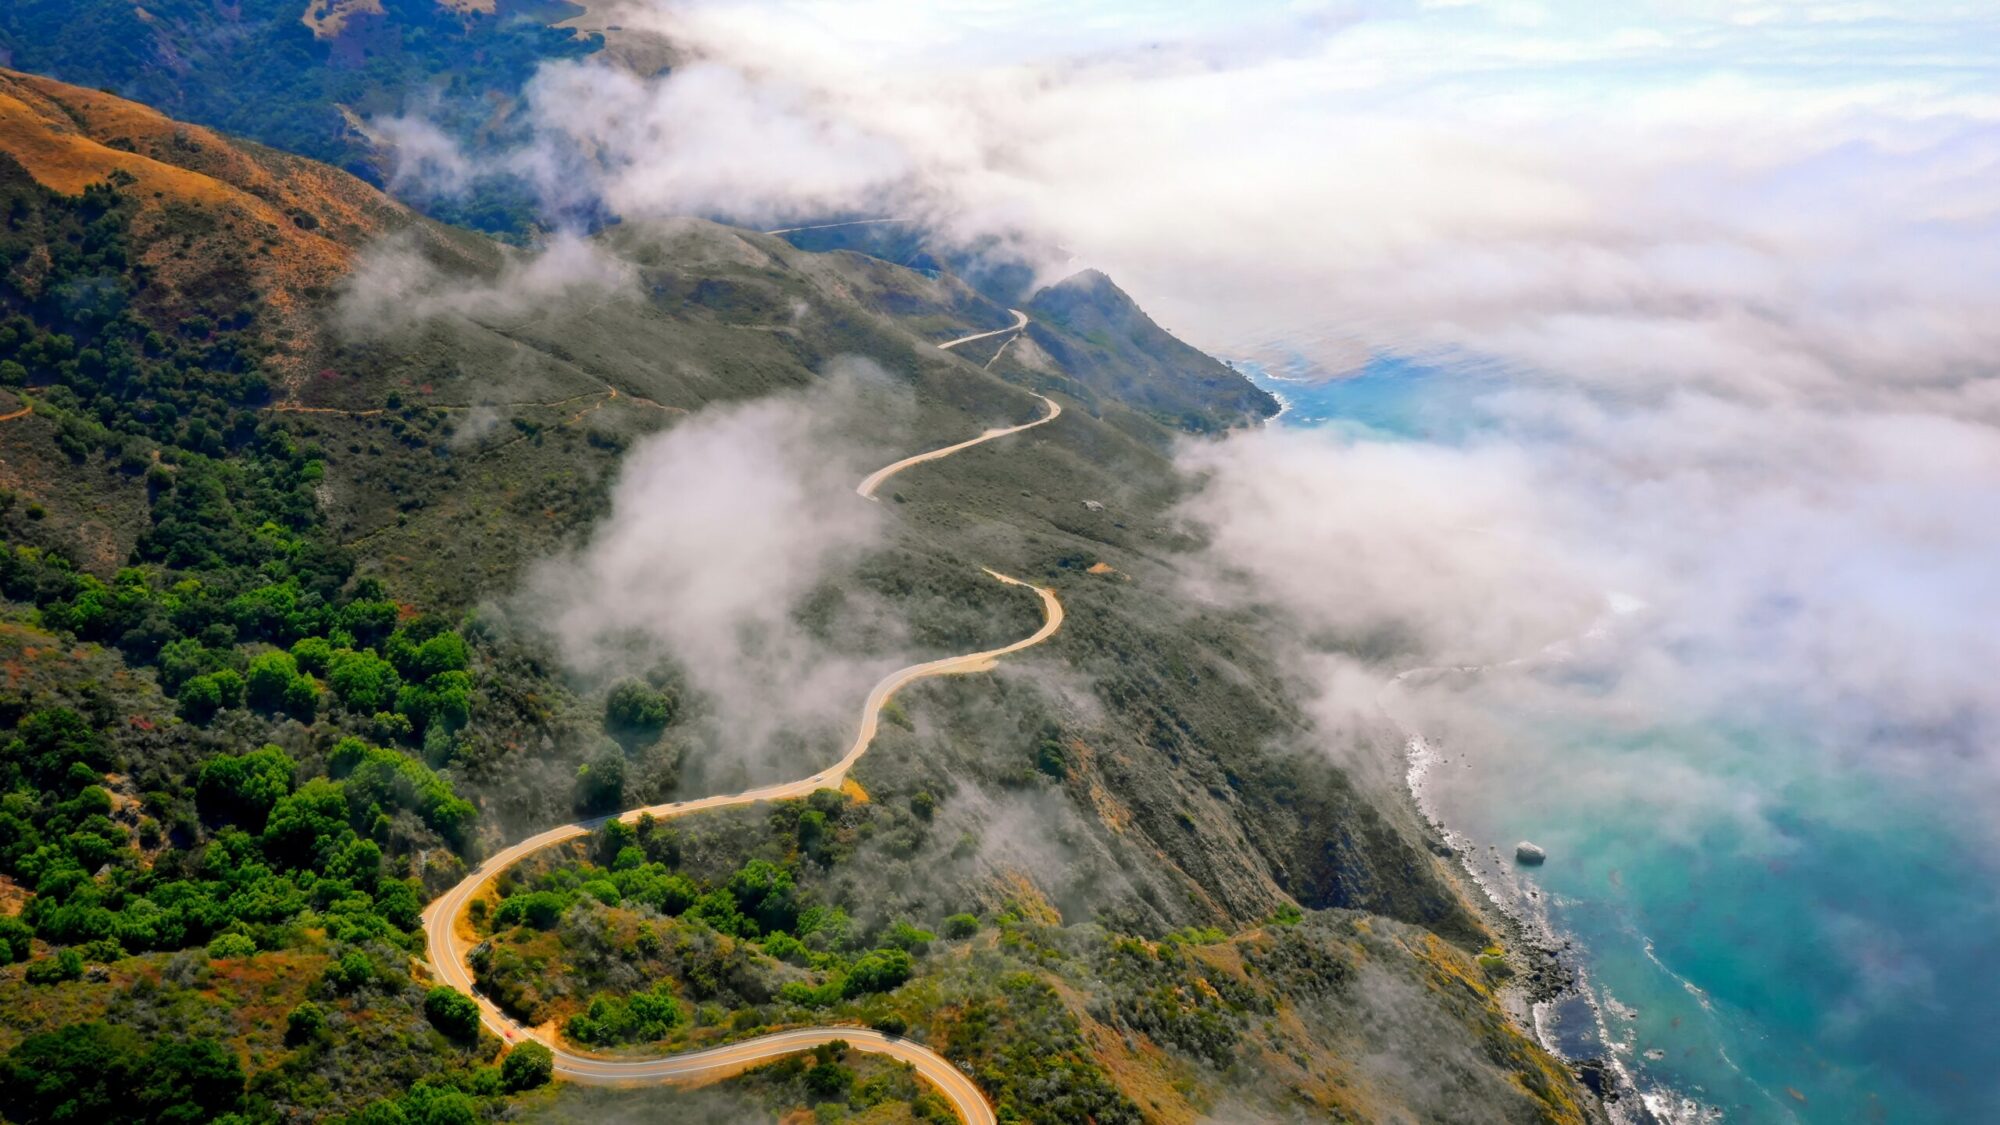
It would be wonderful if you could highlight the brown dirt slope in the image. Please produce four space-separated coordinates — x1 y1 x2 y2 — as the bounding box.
0 68 454 376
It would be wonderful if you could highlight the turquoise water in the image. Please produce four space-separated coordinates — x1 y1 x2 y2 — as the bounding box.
1246 357 2000 1123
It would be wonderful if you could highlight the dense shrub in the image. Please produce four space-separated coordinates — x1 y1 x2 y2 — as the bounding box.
566 983 685 1046
842 949 913 997
493 891 568 930
604 678 674 740
0 1022 244 1125
501 1042 553 1092
424 986 482 1042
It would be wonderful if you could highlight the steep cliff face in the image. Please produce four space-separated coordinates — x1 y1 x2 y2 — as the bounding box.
1024 268 1280 435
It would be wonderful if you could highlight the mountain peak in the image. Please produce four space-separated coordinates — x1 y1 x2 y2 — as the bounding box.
1047 266 1116 291
1025 266 1277 433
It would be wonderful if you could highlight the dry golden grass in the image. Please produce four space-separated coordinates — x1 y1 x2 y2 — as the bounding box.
0 69 434 381
0 874 27 916
0 91 226 201
1055 975 1206 1125
993 870 1061 925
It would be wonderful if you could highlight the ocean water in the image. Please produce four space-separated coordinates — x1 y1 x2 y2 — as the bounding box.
1243 357 2000 1124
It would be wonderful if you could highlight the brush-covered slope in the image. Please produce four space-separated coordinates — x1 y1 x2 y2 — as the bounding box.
0 75 1598 1125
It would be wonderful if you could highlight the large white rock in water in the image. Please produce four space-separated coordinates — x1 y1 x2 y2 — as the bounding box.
1515 841 1547 865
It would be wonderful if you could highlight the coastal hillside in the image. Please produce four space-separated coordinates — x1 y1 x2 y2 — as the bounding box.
1023 268 1280 436
0 74 1598 1124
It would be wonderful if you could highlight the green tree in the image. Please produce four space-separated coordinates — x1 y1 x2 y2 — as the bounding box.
204 933 256 959
842 948 913 997
604 678 674 739
178 671 244 722
493 891 568 930
883 920 936 954
397 670 471 736
423 986 481 1041
196 744 295 828
572 749 626 814
282 672 320 721
500 1041 553 1091
137 1038 245 1125
0 1024 242 1125
13 707 110 784
805 1054 855 1100
0 915 33 963
261 778 349 868
327 649 400 713
408 631 470 679
727 858 798 934
324 949 375 994
24 947 83 984
340 743 475 847
285 1001 326 1044
0 1021 144 1123
289 635 333 676
157 639 224 695
244 650 300 711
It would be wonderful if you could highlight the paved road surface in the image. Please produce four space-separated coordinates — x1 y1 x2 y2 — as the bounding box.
856 394 1061 501
936 308 1029 351
764 217 915 236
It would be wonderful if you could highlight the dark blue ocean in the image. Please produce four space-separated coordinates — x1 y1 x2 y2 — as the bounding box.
1244 356 2000 1124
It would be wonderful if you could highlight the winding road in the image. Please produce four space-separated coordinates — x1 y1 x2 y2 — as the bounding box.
856 394 1061 501
764 217 915 236
936 308 1029 352
421 374 1070 1123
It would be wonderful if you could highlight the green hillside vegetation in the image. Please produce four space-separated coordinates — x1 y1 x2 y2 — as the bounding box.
460 788 1578 1123
0 74 1598 1124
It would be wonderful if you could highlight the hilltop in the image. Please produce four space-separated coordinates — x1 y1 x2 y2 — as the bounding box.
0 69 464 363
0 74 1598 1125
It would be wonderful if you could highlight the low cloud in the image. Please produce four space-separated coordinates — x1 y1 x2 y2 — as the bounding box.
360 113 480 201
1176 429 1604 666
1175 386 2000 837
515 60 918 227
372 1 2000 414
334 230 635 337
523 362 906 779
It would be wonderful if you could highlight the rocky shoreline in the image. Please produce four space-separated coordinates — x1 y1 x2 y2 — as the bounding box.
1404 733 1655 1125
